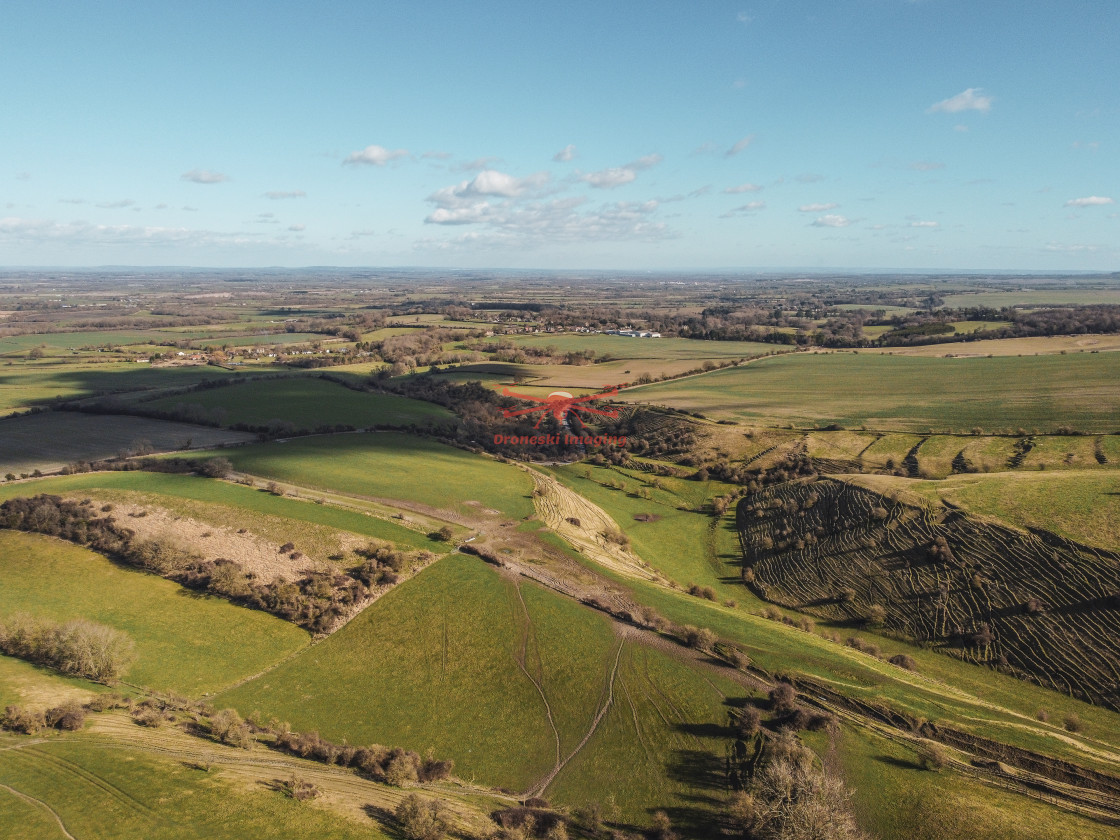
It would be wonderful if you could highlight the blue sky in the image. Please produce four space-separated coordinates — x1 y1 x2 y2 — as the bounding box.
1 0 1117 270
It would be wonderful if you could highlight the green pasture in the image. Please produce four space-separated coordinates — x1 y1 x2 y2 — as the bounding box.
142 377 452 430
0 360 246 415
219 555 617 792
0 531 308 696
498 334 781 361
0 739 381 840
942 289 1120 308
185 432 536 519
546 641 745 830
622 352 1120 433
0 654 106 711
835 725 1119 840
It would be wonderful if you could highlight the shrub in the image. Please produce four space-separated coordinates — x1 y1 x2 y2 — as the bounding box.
1063 713 1084 733
395 794 449 840
917 742 948 771
769 683 797 714
1 705 46 734
681 625 716 650
735 706 763 738
46 702 86 731
210 708 243 742
687 584 717 601
279 776 320 801
865 604 887 627
1036 708 1050 723
0 614 136 683
889 653 917 671
198 457 233 479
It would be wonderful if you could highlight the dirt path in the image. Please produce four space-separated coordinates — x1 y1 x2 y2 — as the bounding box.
529 631 627 798
512 581 561 771
0 781 79 840
83 713 499 835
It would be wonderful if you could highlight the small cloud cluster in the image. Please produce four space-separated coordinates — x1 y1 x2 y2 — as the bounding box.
265 190 306 200
928 88 992 114
726 135 755 156
798 202 837 212
720 201 765 218
553 144 577 162
1064 196 1114 207
344 144 409 166
812 214 850 228
577 154 662 189
724 183 762 194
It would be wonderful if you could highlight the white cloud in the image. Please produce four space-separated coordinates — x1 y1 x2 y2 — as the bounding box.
553 144 577 162
0 216 284 249
798 202 837 212
59 198 85 205
428 170 550 211
288 224 305 232
1064 196 1114 207
737 12 753 24
265 190 306 200
343 144 409 166
96 199 135 209
928 88 992 114
182 169 230 184
954 124 970 133
720 201 765 218
811 214 850 228
727 135 755 156
910 161 944 171
577 154 662 189
909 220 939 228
724 183 762 194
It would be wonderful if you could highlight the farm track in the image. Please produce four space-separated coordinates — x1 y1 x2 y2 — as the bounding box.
512 581 562 772
0 781 78 840
532 633 627 798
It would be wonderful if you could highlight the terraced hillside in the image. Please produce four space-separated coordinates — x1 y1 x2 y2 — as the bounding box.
736 478 1120 708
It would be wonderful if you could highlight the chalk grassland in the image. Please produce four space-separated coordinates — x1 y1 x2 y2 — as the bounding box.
535 471 1120 775
0 471 449 557
832 725 1120 840
540 464 746 603
0 739 384 840
187 432 537 519
0 531 308 695
867 334 1120 357
0 412 255 475
850 470 1120 552
141 377 454 429
0 360 246 415
601 569 1120 776
622 352 1120 432
218 555 616 792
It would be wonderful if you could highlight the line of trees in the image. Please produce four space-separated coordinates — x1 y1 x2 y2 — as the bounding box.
0 613 135 683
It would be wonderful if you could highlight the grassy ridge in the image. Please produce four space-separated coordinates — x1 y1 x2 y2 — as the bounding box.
0 739 382 840
0 471 448 554
142 377 453 429
190 432 536 519
0 531 308 696
623 352 1120 432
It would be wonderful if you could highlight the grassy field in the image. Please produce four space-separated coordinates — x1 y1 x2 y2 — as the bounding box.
498 334 780 361
546 641 746 830
0 412 254 475
142 377 453 429
0 359 247 415
0 738 384 840
869 334 1120 357
622 352 1120 432
864 470 1120 551
187 432 536 519
0 654 106 711
0 471 449 555
941 289 1120 308
219 555 618 792
0 531 308 696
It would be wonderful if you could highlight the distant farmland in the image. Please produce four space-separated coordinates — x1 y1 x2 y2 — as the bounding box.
623 351 1120 433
